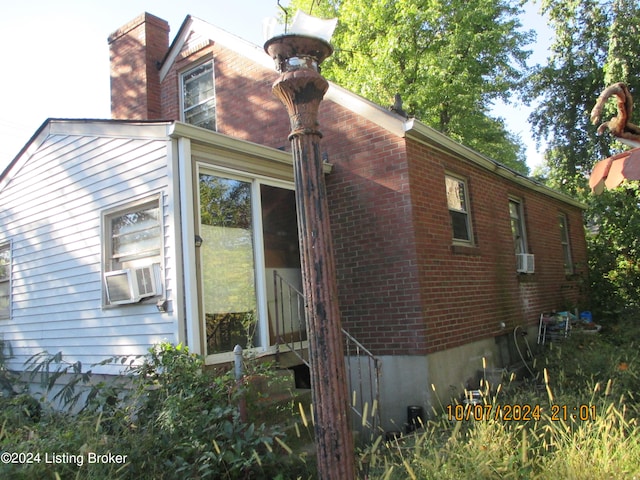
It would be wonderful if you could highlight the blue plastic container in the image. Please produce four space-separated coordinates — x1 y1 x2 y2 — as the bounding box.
580 311 593 323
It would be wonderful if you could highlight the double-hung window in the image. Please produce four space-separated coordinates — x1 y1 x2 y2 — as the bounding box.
0 243 10 319
102 196 162 305
182 60 216 131
559 214 573 274
509 199 527 255
445 174 473 243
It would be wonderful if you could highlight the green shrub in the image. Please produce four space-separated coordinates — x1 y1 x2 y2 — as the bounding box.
586 184 640 314
0 342 308 479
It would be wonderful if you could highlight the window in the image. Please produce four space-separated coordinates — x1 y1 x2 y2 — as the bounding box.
445 175 473 243
509 199 527 255
199 174 257 355
102 196 162 305
197 168 301 362
559 214 573 274
0 243 10 319
182 60 216 131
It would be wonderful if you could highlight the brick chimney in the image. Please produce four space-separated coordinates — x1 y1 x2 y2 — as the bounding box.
108 13 170 120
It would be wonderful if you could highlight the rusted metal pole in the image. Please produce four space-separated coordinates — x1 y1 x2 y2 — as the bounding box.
265 35 356 480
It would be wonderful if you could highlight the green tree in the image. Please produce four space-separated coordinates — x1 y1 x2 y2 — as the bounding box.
586 184 640 312
527 0 640 196
527 0 640 311
603 0 640 85
526 0 610 196
288 0 533 173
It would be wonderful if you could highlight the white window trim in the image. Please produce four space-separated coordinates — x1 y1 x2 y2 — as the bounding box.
101 193 164 307
509 197 528 255
0 241 11 320
180 59 217 131
196 164 297 365
445 173 474 245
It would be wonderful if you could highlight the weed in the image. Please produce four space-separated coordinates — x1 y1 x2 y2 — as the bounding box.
3 311 640 478
0 342 309 479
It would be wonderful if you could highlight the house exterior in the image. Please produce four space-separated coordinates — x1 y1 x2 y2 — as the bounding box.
0 12 587 429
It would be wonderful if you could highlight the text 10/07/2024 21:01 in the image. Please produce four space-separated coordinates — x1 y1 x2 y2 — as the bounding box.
446 404 597 422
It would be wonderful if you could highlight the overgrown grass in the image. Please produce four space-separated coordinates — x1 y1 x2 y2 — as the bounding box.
357 388 640 479
359 310 640 479
2 311 640 479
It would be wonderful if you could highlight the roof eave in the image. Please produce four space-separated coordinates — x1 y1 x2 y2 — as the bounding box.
168 121 332 174
404 119 586 210
0 119 176 192
0 118 52 186
156 14 584 209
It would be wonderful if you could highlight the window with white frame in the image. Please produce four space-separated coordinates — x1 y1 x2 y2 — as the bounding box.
182 60 216 131
559 213 573 274
102 196 162 305
509 199 527 255
445 174 473 243
0 243 10 319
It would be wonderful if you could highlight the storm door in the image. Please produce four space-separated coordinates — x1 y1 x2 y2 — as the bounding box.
198 171 302 359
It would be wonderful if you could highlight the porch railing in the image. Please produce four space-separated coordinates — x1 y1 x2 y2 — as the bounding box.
273 270 381 437
342 328 382 438
273 270 308 366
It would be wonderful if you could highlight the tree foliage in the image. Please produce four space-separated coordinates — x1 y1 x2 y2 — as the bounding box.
527 0 640 311
586 184 640 313
287 0 533 173
527 0 640 195
603 0 640 86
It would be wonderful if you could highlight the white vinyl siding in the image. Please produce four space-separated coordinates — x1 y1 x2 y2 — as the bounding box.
0 127 179 373
0 243 10 319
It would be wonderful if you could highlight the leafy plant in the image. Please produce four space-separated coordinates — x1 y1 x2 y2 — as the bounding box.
586 183 640 314
1 342 308 479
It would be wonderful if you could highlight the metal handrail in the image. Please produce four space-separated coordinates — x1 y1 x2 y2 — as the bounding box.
273 270 309 367
273 270 381 438
342 327 382 439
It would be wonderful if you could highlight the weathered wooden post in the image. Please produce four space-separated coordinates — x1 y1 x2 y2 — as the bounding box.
265 16 356 480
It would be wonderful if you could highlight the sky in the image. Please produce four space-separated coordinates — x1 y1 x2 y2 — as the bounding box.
0 1 552 173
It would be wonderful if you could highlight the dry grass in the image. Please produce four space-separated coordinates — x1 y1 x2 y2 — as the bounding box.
356 310 640 479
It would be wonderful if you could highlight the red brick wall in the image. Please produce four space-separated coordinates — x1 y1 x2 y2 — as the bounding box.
319 106 427 356
158 41 291 147
406 140 587 354
108 13 169 120
111 18 588 357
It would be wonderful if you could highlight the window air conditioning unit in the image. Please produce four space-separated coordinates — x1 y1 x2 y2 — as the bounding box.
516 253 535 274
104 264 161 305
